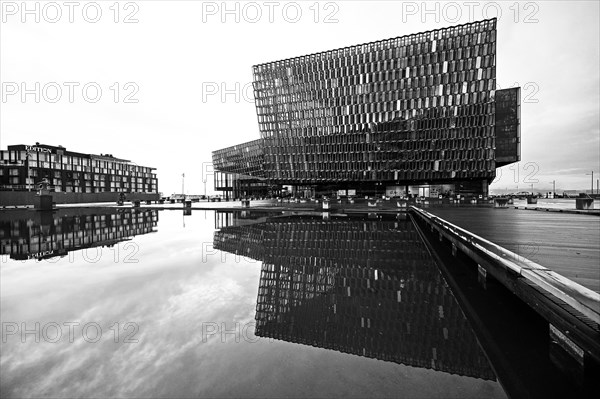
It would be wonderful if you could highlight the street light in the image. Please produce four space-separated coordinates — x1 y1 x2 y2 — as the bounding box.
182 173 185 199
586 171 594 195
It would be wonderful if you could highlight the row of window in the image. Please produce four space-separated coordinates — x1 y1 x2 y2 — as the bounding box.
257 91 494 128
256 87 495 123
265 154 494 170
0 163 156 178
258 95 494 127
0 151 154 174
261 167 494 182
259 109 494 137
255 74 495 107
257 40 495 80
265 145 494 162
263 125 492 145
254 19 495 73
3 168 156 183
255 54 495 92
259 72 492 107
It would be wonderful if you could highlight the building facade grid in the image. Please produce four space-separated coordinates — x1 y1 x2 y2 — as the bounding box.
213 18 520 198
0 144 158 194
213 214 497 380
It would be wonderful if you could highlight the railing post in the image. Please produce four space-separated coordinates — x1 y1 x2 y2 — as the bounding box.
478 264 487 289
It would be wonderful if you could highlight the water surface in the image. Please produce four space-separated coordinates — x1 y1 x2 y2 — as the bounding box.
1 208 505 398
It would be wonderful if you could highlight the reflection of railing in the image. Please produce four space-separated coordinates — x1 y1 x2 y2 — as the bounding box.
409 206 600 325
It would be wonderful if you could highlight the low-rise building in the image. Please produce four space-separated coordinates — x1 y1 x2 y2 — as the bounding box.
0 143 159 205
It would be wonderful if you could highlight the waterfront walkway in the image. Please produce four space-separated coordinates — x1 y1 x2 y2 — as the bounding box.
425 206 600 293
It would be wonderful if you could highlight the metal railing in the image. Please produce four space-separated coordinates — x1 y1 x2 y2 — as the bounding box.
410 205 600 325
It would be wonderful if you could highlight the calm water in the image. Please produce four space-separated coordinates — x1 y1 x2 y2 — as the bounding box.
1 208 509 398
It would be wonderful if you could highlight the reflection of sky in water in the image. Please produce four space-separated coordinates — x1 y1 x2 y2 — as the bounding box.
1 210 506 398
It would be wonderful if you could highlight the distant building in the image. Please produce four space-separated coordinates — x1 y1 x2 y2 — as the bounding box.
0 143 159 204
213 18 520 199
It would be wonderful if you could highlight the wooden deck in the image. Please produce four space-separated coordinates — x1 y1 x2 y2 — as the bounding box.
424 206 600 293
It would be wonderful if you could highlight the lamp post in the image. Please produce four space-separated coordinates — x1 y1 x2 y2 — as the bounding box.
182 173 185 198
586 171 594 195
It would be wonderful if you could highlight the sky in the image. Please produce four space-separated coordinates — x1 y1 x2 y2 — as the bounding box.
1 0 598 195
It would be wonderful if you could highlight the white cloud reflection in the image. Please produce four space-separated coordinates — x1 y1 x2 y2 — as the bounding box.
1 211 505 398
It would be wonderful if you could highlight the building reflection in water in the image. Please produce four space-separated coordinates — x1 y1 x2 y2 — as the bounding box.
214 211 496 381
0 208 158 261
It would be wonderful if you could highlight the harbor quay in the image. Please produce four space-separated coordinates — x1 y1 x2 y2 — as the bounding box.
2 195 599 396
3 8 600 398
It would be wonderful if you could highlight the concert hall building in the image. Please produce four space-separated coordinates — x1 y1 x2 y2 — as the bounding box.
212 18 520 199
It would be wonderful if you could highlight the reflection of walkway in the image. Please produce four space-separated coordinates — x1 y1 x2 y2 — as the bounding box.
214 215 497 380
53 200 284 210
51 199 406 212
425 207 600 293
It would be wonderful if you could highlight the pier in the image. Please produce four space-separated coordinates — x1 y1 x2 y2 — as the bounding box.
422 206 600 293
409 205 600 393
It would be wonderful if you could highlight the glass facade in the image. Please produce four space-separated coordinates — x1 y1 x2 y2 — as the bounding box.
213 18 520 197
213 139 269 199
494 87 521 167
213 213 496 380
